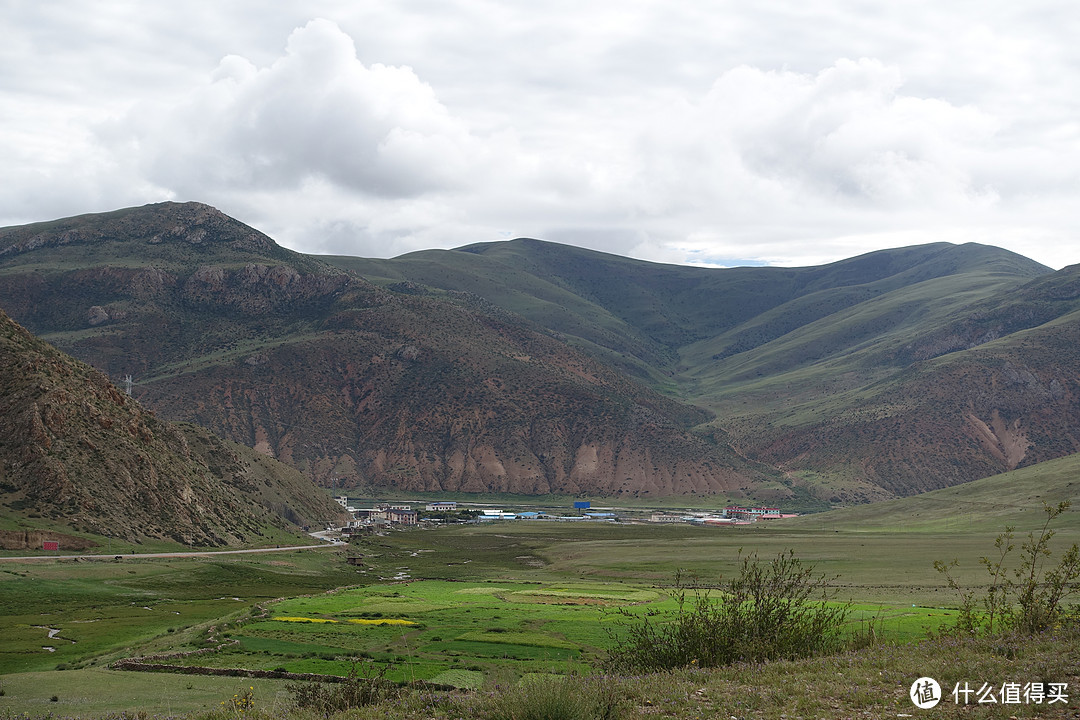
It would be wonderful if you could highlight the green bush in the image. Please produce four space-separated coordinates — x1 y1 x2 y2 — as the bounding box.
605 550 850 671
935 500 1080 635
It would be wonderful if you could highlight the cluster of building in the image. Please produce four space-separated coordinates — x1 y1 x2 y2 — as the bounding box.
335 497 420 527
649 505 798 525
454 500 617 523
333 498 620 527
475 509 617 522
333 497 797 530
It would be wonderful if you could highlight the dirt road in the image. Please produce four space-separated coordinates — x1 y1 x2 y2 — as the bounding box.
0 531 347 562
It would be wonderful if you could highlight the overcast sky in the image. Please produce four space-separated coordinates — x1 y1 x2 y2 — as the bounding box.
3 1 1078 269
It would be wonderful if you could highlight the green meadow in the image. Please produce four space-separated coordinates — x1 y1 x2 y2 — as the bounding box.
155 578 955 686
2 472 1079 715
0 550 362 676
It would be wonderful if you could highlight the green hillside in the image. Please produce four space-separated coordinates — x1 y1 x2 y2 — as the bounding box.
0 203 778 500
5 202 1079 503
789 451 1080 535
327 237 1076 501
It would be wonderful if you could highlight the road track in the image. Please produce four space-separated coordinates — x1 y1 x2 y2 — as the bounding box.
0 531 347 562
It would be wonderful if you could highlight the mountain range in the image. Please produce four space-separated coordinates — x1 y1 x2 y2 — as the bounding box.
2 202 1079 507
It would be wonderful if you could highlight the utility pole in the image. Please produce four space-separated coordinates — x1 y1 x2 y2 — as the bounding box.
125 375 133 396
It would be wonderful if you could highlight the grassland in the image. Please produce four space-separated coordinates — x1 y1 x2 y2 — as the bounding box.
0 550 361 676
2 481 1079 716
784 451 1080 535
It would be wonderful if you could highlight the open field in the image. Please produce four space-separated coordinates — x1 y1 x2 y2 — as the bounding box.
2 489 1079 716
0 551 363 675
0 668 294 717
139 578 956 686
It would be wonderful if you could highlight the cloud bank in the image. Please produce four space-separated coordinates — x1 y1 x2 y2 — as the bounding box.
2 3 1078 268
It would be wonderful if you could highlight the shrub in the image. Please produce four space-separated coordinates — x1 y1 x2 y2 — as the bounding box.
605 550 850 671
935 500 1080 635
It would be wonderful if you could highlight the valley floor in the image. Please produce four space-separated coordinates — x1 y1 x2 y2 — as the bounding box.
2 519 1078 719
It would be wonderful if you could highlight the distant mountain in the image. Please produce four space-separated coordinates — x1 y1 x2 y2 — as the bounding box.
738 265 1080 497
0 307 346 546
327 239 1049 384
4 202 1076 504
326 237 1079 502
0 203 774 500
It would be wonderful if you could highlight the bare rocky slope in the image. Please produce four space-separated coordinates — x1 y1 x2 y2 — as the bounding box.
0 307 346 545
0 203 776 500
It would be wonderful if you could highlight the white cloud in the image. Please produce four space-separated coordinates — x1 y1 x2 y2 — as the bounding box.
98 19 489 201
1 2 1079 270
643 59 1003 210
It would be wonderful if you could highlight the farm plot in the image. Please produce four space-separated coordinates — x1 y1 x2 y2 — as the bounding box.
149 574 957 686
175 580 666 685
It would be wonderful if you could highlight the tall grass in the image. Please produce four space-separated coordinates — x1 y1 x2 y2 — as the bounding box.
482 674 626 720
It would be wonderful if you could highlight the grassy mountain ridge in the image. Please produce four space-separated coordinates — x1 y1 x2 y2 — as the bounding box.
0 203 777 499
0 307 344 546
787 449 1080 534
4 201 1078 503
323 247 678 384
458 238 1049 349
327 235 1072 500
326 239 1049 385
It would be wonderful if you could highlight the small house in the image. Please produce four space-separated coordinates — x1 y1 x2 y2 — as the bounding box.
387 508 418 525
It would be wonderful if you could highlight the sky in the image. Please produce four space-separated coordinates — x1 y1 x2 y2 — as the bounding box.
2 1 1078 269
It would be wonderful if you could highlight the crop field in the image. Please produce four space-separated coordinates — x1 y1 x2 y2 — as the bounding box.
152 578 957 686
165 580 656 684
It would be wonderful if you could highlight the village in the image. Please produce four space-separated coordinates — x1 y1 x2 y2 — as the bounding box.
332 497 799 530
